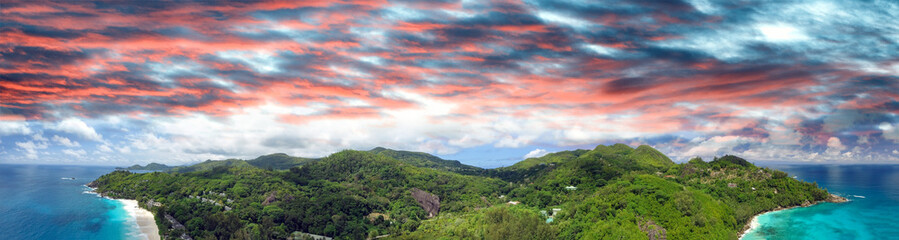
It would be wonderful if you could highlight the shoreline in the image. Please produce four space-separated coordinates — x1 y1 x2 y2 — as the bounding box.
738 194 849 239
119 199 162 240
737 205 800 239
85 184 161 240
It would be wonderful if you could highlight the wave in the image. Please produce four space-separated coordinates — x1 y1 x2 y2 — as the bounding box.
82 191 101 197
852 195 866 199
82 186 101 197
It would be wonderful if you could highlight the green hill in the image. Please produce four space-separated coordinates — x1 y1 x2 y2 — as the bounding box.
633 144 675 168
121 153 316 173
122 163 174 171
93 144 841 240
504 144 672 172
169 159 254 173
505 149 589 170
95 150 507 239
246 153 316 170
368 147 483 174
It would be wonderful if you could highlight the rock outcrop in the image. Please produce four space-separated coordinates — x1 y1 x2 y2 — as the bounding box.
86 181 99 188
262 191 278 206
801 199 812 207
637 216 667 240
410 188 439 218
826 194 849 203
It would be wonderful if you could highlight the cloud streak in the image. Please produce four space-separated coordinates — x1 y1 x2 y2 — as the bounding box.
0 0 897 165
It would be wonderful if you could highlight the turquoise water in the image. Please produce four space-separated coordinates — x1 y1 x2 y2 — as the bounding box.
742 165 899 240
0 164 143 240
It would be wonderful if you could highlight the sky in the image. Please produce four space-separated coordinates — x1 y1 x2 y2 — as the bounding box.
1 0 898 167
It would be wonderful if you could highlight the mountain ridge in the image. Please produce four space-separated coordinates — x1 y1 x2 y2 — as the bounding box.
96 144 842 240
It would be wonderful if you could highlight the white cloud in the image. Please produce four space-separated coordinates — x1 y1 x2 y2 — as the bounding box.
879 122 899 142
107 97 528 163
117 146 131 154
31 133 47 142
50 118 102 141
495 135 536 148
98 144 113 153
825 137 846 156
657 0 897 67
524 149 549 159
448 134 490 148
537 11 593 30
680 136 751 158
687 0 719 14
583 44 622 57
358 56 384 66
756 23 810 42
0 121 32 136
51 135 80 147
62 149 87 157
857 135 870 145
216 50 282 73
129 133 165 150
15 141 48 159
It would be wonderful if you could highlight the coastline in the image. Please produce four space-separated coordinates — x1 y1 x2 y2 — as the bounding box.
85 184 161 240
738 194 849 239
737 205 799 239
119 199 162 240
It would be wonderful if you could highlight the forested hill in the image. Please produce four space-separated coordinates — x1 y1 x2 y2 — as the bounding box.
122 147 481 173
246 153 316 170
94 144 845 240
368 147 483 174
121 162 174 171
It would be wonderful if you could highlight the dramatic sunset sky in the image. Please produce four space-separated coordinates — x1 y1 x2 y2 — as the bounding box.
1 0 898 167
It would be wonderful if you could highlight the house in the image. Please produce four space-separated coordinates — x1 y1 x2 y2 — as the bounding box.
565 186 577 190
289 232 332 240
507 201 520 205
727 183 737 188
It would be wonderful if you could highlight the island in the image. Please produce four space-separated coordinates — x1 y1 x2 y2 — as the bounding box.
118 163 175 171
91 144 845 239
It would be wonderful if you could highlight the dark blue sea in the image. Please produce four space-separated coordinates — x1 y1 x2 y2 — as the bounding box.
0 164 144 240
743 164 899 240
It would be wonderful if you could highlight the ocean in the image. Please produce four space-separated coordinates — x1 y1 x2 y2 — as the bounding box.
0 164 145 240
742 164 899 240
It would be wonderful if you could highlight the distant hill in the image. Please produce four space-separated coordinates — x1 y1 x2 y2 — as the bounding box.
122 153 316 173
503 144 673 172
123 148 476 174
246 153 316 170
169 159 254 173
710 155 753 168
504 149 590 170
369 147 483 174
120 163 174 171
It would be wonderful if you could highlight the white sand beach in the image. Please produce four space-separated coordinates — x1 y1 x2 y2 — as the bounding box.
120 199 161 240
739 214 762 239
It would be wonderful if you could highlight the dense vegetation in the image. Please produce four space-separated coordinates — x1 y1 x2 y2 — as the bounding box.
246 153 316 170
122 163 175 171
94 144 837 240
